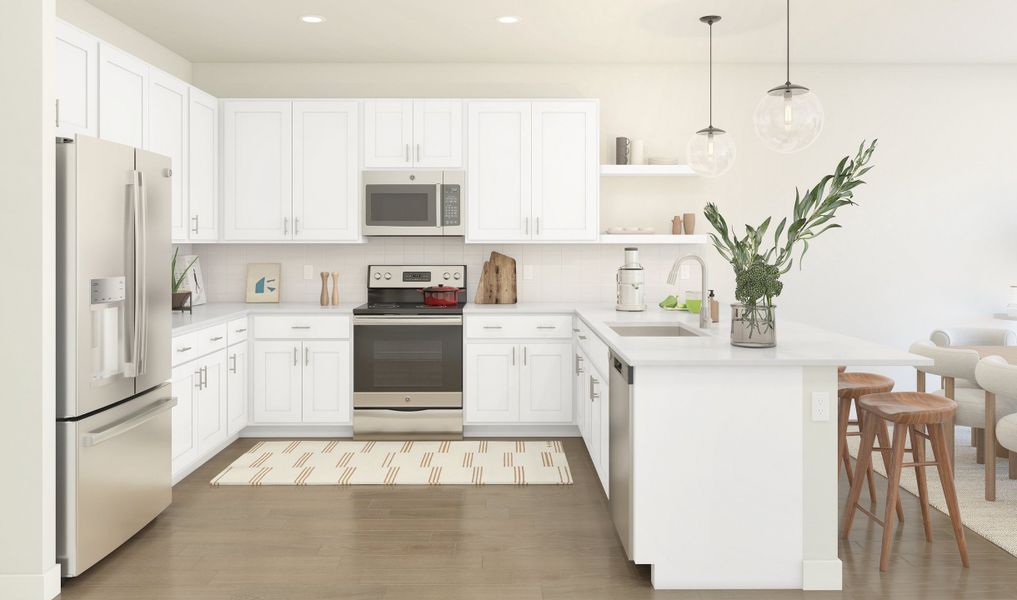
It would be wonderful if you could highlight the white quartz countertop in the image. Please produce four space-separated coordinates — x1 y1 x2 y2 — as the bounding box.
171 302 358 335
467 303 930 368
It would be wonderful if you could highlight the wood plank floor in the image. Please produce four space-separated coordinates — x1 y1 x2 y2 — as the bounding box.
58 437 1017 600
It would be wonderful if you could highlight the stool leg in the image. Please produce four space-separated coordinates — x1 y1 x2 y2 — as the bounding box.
842 413 878 539
1010 451 1017 480
876 420 905 523
975 428 985 465
838 397 855 488
857 401 878 503
929 422 970 568
910 424 933 542
879 423 909 572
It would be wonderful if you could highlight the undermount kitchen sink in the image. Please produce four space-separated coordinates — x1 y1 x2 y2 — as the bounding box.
607 324 703 337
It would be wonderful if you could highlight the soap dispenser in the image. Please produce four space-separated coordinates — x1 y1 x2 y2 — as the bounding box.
708 289 719 323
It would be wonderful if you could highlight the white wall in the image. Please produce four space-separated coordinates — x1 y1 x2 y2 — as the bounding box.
0 1 59 599
56 0 191 81
191 61 1017 384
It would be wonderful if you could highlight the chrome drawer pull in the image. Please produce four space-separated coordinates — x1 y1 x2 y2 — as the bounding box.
176 346 192 352
234 328 247 333
483 325 503 330
209 336 224 342
536 325 557 330
291 326 312 330
578 335 587 340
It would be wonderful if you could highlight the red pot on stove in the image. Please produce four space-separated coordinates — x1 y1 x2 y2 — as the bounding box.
417 285 464 307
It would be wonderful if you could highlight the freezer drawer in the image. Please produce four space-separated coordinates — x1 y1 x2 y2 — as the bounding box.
57 384 176 577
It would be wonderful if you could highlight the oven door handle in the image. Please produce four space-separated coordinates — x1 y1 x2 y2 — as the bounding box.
353 316 463 326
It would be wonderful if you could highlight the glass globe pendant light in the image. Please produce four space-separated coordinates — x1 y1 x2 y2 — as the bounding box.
687 15 735 178
753 0 823 153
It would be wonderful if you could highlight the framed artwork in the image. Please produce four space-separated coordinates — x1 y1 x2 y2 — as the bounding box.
246 263 281 303
175 255 207 306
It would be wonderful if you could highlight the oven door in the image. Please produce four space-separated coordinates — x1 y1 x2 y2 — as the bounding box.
363 172 443 236
353 316 463 406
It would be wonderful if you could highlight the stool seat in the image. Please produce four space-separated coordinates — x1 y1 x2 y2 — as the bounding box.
838 372 895 400
859 392 957 425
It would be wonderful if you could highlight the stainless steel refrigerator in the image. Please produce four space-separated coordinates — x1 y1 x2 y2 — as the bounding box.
56 135 176 577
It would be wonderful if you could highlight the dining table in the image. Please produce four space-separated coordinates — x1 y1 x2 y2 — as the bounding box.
957 346 1017 500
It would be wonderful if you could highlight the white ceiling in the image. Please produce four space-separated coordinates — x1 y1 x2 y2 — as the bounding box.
85 0 1017 64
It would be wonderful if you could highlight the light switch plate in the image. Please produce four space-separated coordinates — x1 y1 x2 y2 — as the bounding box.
811 392 831 422
303 265 313 280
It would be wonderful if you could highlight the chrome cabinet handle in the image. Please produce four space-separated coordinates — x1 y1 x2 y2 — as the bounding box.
176 346 192 353
523 346 528 366
283 217 289 235
293 347 298 366
572 328 580 333
576 354 584 375
291 325 311 330
590 376 600 401
304 346 310 366
578 335 587 340
536 217 541 236
55 98 60 127
483 325 503 330
210 336 224 342
512 346 516 366
294 217 300 236
416 143 421 162
229 353 237 374
524 217 529 235
193 370 201 389
191 214 199 234
536 325 556 330
235 328 247 333
405 144 410 162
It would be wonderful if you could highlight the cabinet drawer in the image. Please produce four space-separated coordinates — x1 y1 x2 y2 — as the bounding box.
227 317 248 345
197 323 228 356
575 317 610 378
253 315 350 339
171 332 198 366
466 315 572 339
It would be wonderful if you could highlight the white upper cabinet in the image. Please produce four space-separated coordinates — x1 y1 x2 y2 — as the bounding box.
466 101 532 242
222 101 293 241
531 102 599 241
55 21 98 138
364 99 462 168
292 101 360 241
413 100 463 168
187 87 219 241
148 70 189 242
363 99 413 168
98 43 148 148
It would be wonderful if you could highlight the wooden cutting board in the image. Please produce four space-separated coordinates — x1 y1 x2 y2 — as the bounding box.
475 251 517 304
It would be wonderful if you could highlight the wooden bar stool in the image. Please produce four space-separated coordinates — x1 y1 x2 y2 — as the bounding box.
838 370 902 518
842 392 969 572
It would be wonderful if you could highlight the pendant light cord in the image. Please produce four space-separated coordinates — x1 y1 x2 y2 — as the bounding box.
708 19 713 127
785 0 791 85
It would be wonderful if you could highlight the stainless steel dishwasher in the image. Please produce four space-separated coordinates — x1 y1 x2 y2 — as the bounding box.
609 352 634 559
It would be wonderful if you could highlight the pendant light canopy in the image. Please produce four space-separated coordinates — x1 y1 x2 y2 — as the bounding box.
687 15 735 178
753 0 823 153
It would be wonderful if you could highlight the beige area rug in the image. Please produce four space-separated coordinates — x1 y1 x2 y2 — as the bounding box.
211 440 573 486
848 428 1017 557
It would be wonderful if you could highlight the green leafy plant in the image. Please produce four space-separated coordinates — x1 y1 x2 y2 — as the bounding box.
704 140 877 331
171 247 198 294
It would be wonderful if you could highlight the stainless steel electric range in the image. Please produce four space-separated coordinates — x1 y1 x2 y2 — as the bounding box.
352 265 466 438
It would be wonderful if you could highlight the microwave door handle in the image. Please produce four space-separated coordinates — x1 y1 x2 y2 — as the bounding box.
436 183 443 230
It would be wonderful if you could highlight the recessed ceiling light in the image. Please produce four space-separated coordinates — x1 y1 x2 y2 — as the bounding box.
300 15 325 24
497 16 520 24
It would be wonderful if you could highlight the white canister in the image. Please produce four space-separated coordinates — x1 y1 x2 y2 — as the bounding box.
630 140 645 165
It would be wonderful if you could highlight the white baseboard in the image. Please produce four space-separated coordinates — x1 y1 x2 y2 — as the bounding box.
0 564 61 600
464 424 580 438
802 559 842 590
239 425 355 438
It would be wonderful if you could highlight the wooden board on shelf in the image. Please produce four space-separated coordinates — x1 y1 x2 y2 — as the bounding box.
475 251 517 304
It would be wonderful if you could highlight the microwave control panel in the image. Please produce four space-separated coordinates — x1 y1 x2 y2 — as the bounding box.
441 184 461 226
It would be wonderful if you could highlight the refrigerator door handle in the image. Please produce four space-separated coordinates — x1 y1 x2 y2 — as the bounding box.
131 169 149 377
81 397 177 447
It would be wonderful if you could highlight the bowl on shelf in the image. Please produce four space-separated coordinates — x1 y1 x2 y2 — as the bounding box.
604 227 655 235
648 157 680 165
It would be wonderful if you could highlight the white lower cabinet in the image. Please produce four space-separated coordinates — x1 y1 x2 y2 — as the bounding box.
464 342 572 424
252 339 351 425
170 363 199 475
575 344 609 494
195 350 228 454
226 343 248 436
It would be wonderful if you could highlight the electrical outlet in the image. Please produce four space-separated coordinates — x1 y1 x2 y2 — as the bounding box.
303 265 313 280
811 392 830 422
523 265 535 280
680 264 691 280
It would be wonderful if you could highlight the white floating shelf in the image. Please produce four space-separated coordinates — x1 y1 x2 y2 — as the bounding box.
600 164 697 177
599 234 710 245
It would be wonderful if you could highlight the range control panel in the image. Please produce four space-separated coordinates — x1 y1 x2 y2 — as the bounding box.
368 265 466 289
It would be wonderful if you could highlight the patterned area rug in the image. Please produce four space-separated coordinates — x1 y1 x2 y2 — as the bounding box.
211 440 573 486
848 428 1017 557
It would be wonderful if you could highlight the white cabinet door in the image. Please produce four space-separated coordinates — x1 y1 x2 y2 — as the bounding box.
301 340 351 423
187 87 219 241
531 102 599 241
575 346 589 441
98 43 148 148
222 101 292 241
519 343 573 423
226 343 248 436
413 100 462 168
148 70 189 242
596 367 610 495
464 343 520 423
364 99 413 168
292 101 360 241
587 365 608 492
466 102 532 242
196 350 228 454
170 363 198 475
55 21 98 138
252 340 303 423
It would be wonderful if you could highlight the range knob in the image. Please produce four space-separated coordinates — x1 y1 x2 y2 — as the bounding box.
373 272 382 280
453 272 462 280
443 272 451 280
384 272 392 280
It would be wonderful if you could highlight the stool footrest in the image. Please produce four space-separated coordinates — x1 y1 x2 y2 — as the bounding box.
901 461 938 468
855 504 886 527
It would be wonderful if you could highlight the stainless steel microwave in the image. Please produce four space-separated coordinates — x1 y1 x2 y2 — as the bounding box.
363 170 465 236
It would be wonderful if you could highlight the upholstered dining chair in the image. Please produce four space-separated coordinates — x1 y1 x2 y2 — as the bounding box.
910 341 1017 463
930 327 1017 387
975 356 1017 483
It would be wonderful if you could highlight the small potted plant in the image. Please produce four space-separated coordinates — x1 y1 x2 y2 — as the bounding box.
171 247 198 312
704 140 877 347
